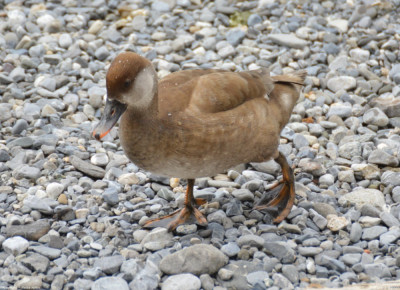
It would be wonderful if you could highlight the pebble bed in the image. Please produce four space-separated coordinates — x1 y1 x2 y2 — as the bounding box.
1 0 400 289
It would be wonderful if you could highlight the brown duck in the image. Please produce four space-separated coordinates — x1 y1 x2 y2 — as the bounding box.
93 52 306 231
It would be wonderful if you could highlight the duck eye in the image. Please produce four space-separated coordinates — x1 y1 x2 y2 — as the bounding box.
124 80 131 88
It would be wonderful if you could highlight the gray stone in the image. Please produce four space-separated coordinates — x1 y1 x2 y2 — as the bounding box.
327 103 353 118
59 33 72 48
342 253 361 265
273 273 294 289
23 196 56 214
232 188 254 201
339 142 361 159
363 107 389 127
73 279 93 290
103 189 119 206
268 34 308 49
293 133 309 149
12 119 29 135
339 188 385 209
93 255 124 274
218 260 264 289
362 226 388 240
237 235 264 248
246 271 270 287
350 222 362 243
95 46 110 60
221 242 240 257
70 155 105 178
162 273 201 290
380 212 400 227
141 228 173 251
92 277 129 290
31 245 61 259
9 67 26 82
393 186 400 203
7 137 33 148
298 246 323 256
327 77 356 92
382 171 400 187
364 263 392 278
0 150 10 162
13 165 41 180
282 265 299 284
248 14 262 26
157 188 175 201
226 29 246 46
159 244 228 275
21 253 49 273
264 241 295 263
380 228 400 245
368 149 399 167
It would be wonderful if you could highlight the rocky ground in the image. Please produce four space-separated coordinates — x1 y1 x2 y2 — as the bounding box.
0 0 400 289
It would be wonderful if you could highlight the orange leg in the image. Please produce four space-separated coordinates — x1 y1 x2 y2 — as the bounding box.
254 152 295 223
143 179 208 231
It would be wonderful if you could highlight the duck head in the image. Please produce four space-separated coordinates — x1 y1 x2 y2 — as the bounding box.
93 52 157 140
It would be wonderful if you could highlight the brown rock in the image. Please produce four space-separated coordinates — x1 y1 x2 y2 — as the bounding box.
6 220 50 241
58 193 68 205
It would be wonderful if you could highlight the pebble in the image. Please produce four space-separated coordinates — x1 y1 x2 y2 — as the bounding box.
237 235 264 248
327 77 356 92
141 228 173 251
162 273 201 290
21 253 49 272
93 255 124 274
232 188 254 201
327 215 349 232
268 34 308 49
363 108 389 127
92 277 129 290
362 226 388 240
70 155 105 178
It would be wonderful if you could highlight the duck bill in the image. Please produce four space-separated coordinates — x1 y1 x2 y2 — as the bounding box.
93 99 127 140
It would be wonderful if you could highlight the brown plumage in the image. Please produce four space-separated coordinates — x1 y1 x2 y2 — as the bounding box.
93 52 306 231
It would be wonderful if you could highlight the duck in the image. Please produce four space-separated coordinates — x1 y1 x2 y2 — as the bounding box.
93 51 306 231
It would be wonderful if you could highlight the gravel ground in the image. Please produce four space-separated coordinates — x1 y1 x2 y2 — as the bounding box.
1 0 400 289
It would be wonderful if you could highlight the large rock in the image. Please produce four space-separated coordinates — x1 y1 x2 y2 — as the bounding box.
338 188 385 210
6 220 50 241
159 244 228 275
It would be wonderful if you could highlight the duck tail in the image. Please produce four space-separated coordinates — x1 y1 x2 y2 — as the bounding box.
272 70 307 86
